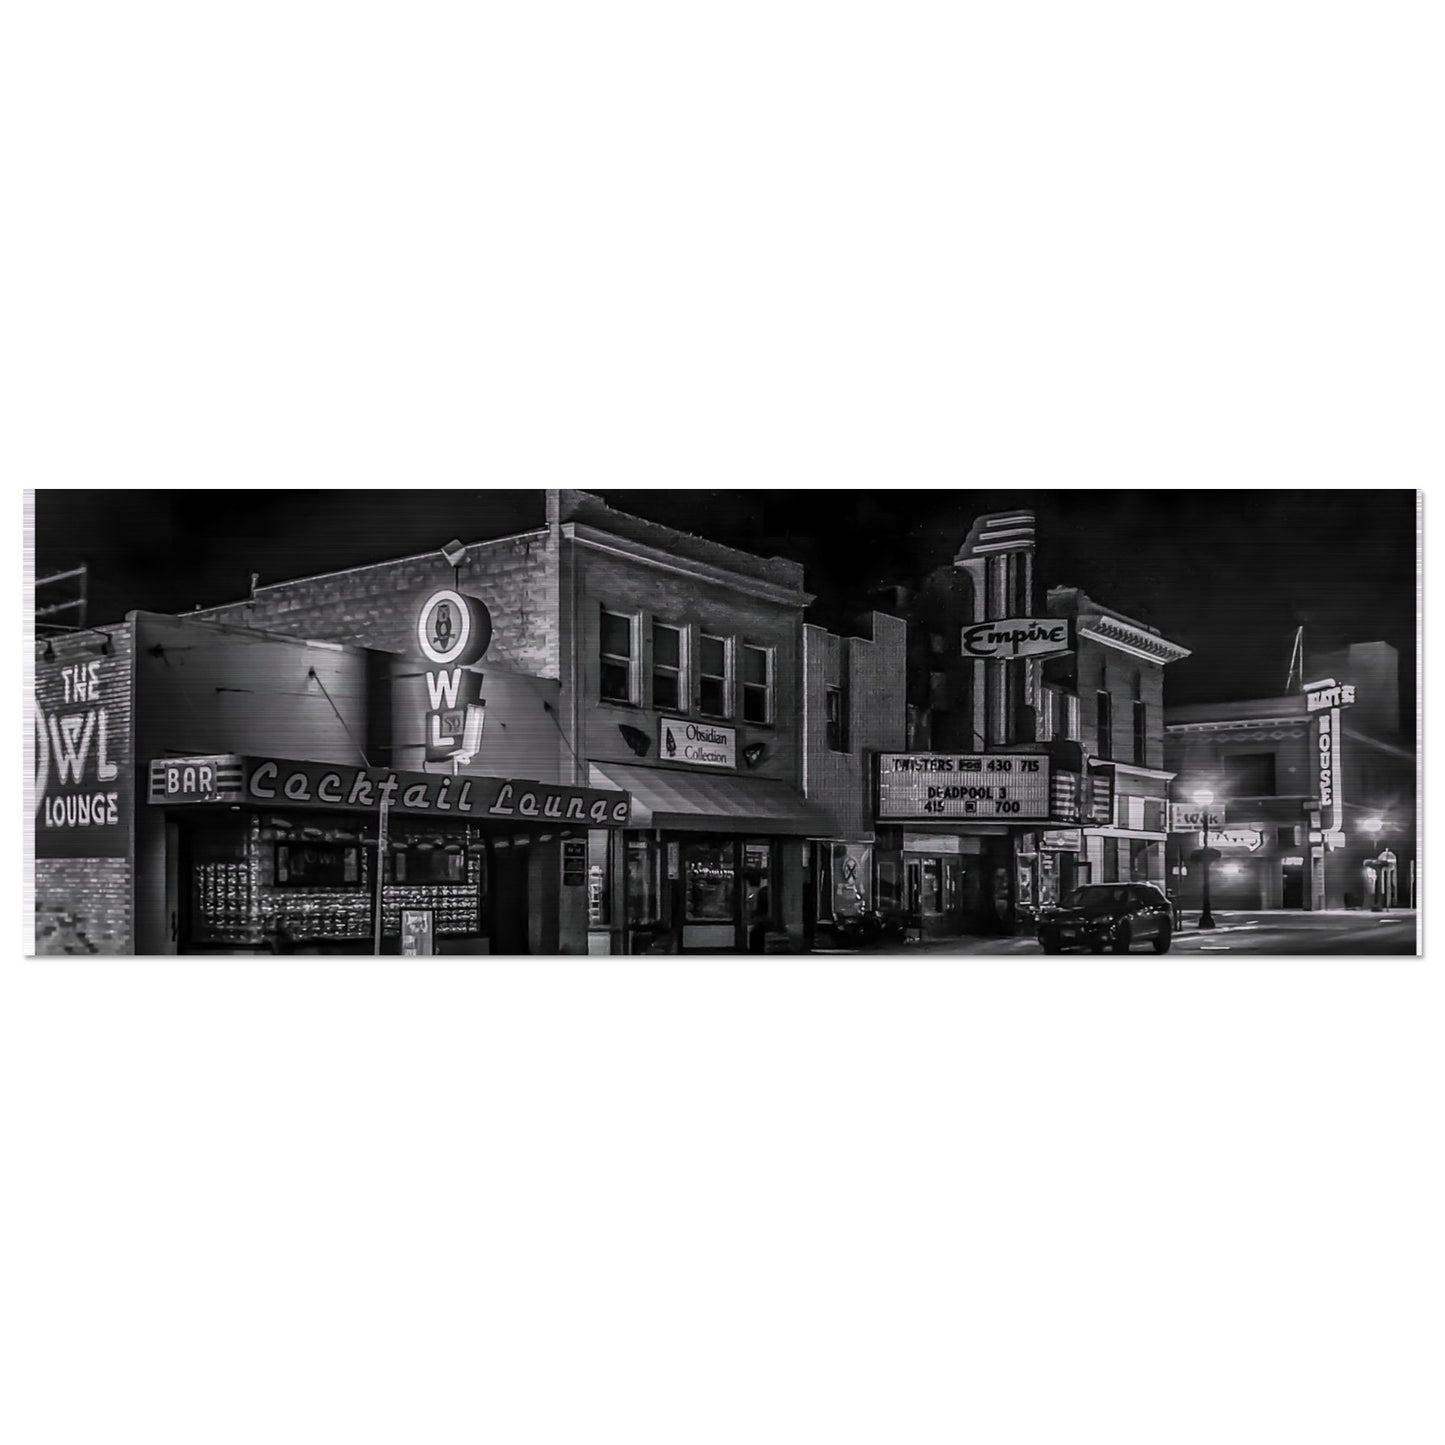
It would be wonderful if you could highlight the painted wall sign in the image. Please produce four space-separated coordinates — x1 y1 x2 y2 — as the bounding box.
1304 678 1357 714
1040 828 1083 851
146 755 633 827
960 616 1073 661
1168 803 1227 831
877 753 1051 821
34 654 131 859
660 717 736 770
416 589 492 763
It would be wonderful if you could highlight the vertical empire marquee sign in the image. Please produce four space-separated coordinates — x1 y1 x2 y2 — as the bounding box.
415 589 493 764
34 648 131 858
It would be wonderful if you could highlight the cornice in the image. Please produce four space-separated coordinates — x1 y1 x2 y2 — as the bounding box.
564 522 813 608
1078 615 1191 665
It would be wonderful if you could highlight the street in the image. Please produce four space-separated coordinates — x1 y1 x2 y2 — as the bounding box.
843 911 1420 957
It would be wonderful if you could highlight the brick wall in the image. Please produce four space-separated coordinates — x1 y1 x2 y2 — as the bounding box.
567 536 809 790
34 857 132 954
803 615 908 837
1074 642 1168 770
196 531 560 680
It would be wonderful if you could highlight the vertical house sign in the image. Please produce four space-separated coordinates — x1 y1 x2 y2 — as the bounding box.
1305 678 1354 840
416 589 492 763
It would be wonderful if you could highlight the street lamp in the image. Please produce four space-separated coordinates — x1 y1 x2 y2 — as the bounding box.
1194 787 1217 930
1362 816 1385 911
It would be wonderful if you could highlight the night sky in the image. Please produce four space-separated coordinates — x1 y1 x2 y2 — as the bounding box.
33 488 1417 729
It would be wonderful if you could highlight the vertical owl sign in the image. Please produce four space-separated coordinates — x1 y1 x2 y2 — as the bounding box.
415 589 493 763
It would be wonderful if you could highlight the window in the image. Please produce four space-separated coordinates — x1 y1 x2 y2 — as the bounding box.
624 835 659 926
1037 686 1055 742
587 830 610 927
391 847 467 884
600 610 635 704
1133 700 1147 765
1097 690 1113 760
652 622 683 712
1224 752 1276 795
698 634 729 717
1065 693 1080 741
741 643 772 724
826 686 847 751
876 859 902 913
684 839 736 922
275 843 362 888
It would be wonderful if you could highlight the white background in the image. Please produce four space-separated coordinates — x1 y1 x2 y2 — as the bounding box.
6 2 1440 1442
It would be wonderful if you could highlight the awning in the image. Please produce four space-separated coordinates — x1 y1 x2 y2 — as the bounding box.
589 761 836 837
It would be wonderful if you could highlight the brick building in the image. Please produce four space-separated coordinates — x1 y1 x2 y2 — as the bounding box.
865 513 1187 938
36 490 899 955
799 612 909 931
1164 642 1415 912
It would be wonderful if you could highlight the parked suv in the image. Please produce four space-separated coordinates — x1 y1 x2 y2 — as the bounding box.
1037 883 1173 955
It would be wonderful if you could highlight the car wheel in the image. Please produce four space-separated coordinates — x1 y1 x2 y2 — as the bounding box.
1152 924 1172 954
1111 923 1132 954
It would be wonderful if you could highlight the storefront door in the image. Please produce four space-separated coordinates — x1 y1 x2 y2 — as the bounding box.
1282 860 1305 909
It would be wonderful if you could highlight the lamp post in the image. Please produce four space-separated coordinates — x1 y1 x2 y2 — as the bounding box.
1194 787 1217 930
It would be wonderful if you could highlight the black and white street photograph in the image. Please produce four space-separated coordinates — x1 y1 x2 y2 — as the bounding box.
9 7 1440 1445
29 488 1418 957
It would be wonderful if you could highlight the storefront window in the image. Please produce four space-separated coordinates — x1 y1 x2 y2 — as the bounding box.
276 843 362 887
876 859 902 913
624 835 659 925
920 857 942 912
391 847 467 884
685 839 735 922
830 843 871 916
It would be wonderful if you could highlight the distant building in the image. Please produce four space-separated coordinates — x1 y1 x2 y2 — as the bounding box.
1164 641 1415 912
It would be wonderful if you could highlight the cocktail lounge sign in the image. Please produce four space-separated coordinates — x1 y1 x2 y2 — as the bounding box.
149 755 633 827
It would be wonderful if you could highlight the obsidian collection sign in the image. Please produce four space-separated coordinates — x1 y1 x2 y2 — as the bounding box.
877 752 1052 821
